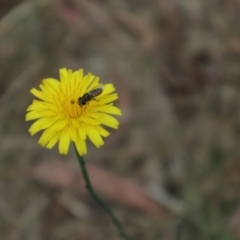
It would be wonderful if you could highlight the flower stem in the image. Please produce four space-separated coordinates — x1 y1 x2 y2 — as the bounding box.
74 147 135 240
175 218 184 240
175 222 181 240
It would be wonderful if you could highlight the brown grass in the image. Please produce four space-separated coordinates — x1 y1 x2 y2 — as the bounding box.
1 0 240 239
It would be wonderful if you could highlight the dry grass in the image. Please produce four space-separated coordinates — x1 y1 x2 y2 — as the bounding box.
1 0 240 239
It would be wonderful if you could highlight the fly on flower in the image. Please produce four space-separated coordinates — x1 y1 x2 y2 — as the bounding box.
78 85 103 106
25 68 122 156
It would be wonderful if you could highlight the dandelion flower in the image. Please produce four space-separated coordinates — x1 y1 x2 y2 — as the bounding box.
26 68 121 156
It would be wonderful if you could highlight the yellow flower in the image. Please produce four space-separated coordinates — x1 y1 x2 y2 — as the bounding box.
25 68 121 156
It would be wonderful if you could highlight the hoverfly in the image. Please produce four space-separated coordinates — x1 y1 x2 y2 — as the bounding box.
78 87 103 106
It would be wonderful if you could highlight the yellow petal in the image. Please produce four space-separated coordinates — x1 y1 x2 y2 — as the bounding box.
42 78 60 89
100 93 118 104
73 69 84 98
26 111 42 121
95 125 110 137
60 68 69 84
30 88 49 101
86 76 100 92
86 125 104 148
89 105 109 112
102 84 115 95
38 129 57 147
74 138 87 156
46 132 61 149
27 100 56 111
81 115 101 125
35 109 57 117
103 106 121 115
97 113 119 129
69 126 77 141
26 109 56 120
77 122 87 140
59 129 71 155
29 117 59 135
91 105 122 115
39 83 58 99
47 118 69 132
79 73 94 97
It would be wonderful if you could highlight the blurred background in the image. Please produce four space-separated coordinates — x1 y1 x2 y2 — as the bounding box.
1 0 240 239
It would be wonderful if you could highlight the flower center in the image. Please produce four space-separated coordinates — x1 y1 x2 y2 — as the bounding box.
62 99 84 118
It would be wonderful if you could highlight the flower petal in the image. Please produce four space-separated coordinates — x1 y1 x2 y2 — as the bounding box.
59 129 71 155
86 125 104 148
27 100 56 112
38 129 57 147
42 78 60 89
81 115 101 125
30 88 49 101
29 116 60 135
26 109 57 120
91 105 121 115
77 122 87 140
95 125 110 137
46 132 61 149
102 84 116 95
69 126 77 141
100 93 118 104
86 76 100 92
26 111 42 120
60 68 70 84
74 138 87 156
47 118 69 132
97 113 120 129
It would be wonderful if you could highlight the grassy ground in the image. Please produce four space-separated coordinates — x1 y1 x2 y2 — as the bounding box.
1 0 240 239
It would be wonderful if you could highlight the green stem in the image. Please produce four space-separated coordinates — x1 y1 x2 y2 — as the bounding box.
74 147 135 240
175 218 183 240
